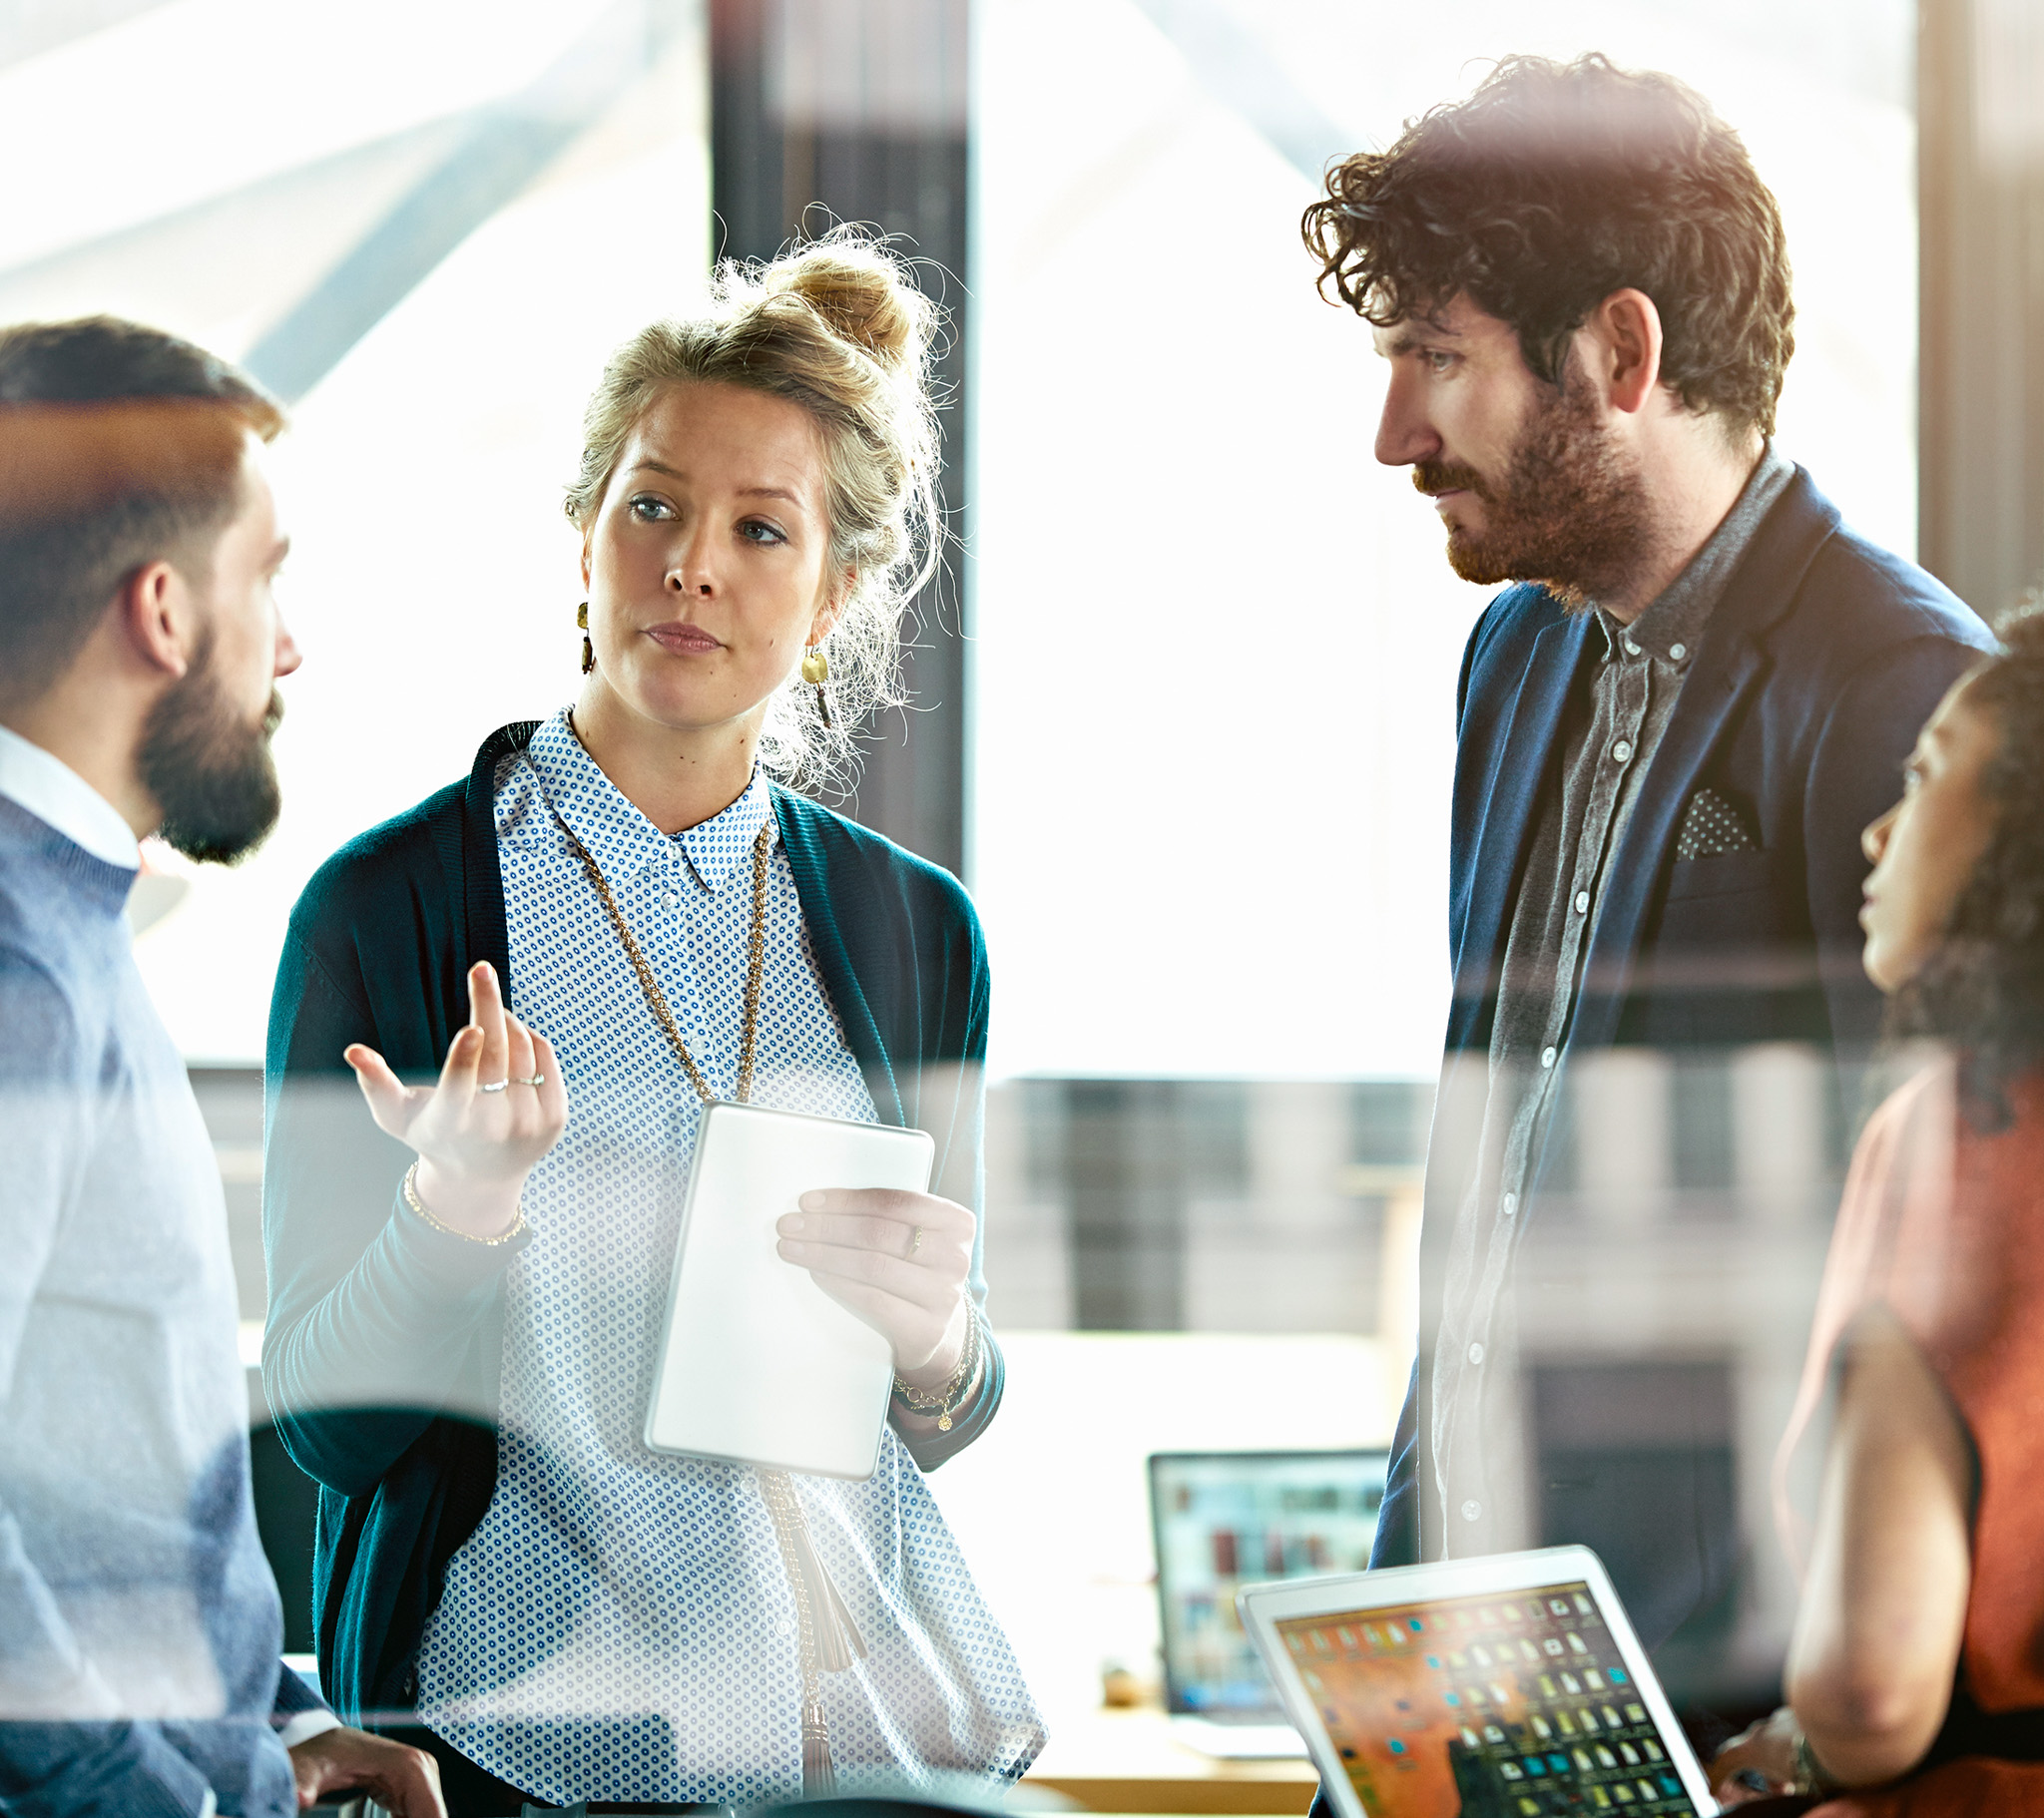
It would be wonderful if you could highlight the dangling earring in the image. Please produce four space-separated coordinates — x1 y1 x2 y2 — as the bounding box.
577 601 594 676
800 645 833 729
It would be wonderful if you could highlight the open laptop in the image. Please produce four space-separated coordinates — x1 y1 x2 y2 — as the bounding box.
1239 1546 1719 1815
1148 1449 1387 1758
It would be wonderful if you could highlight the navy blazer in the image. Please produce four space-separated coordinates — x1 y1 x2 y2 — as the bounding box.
1373 469 1992 1631
261 722 1001 1725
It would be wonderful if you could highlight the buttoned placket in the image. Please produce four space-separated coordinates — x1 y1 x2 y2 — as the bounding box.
1442 627 1664 1547
664 805 773 1100
546 760 777 1112
645 842 699 1067
1430 447 1790 1558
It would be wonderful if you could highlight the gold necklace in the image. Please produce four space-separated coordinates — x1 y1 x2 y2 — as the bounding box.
559 815 772 1106
556 796 863 1794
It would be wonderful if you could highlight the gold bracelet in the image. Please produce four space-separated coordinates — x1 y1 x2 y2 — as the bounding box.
401 1160 527 1246
892 1303 983 1432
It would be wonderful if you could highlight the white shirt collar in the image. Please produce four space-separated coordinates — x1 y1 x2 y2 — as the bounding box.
0 722 142 870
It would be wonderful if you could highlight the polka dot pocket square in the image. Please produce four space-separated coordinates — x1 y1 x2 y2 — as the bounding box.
1675 787 1761 861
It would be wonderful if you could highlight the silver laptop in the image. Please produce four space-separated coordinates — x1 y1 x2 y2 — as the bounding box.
1148 1449 1387 1758
1239 1545 1719 1815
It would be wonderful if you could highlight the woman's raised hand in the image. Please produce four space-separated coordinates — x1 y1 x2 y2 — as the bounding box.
342 961 568 1239
775 1188 976 1395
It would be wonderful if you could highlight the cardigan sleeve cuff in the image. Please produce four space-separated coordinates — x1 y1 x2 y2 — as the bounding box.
893 1326 1005 1472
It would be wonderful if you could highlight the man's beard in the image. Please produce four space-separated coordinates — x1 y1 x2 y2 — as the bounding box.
138 637 283 865
1414 369 1649 610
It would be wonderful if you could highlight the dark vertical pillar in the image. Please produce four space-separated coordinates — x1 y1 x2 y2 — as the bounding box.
1058 1082 1248 1331
709 0 783 263
1918 0 2044 616
1066 1083 1191 1331
710 0 970 877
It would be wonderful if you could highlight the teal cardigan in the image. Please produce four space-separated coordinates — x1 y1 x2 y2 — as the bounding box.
260 722 1002 1725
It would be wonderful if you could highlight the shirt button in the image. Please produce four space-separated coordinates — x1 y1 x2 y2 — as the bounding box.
661 889 680 909
1573 890 1590 914
1540 1046 1557 1070
1670 642 1688 661
1623 637 1641 657
1461 1500 1482 1523
1468 1342 1485 1366
1612 739 1634 764
1501 1191 1517 1217
775 1616 795 1639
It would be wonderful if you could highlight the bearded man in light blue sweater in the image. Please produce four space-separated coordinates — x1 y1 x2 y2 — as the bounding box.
0 319 443 1817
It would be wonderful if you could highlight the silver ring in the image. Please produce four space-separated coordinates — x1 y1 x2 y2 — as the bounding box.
514 1073 547 1088
478 1079 510 1094
907 1225 923 1257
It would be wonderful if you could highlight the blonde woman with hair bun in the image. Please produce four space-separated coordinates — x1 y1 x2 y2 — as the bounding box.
260 228 1045 1815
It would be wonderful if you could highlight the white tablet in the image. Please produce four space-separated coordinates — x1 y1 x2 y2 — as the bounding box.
644 1102 935 1480
1240 1546 1719 1817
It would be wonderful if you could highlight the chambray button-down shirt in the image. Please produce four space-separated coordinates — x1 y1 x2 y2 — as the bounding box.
1428 447 1793 1557
412 709 1043 1806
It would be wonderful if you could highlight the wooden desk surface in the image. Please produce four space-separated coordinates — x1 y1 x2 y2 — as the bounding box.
1024 1706 1319 1814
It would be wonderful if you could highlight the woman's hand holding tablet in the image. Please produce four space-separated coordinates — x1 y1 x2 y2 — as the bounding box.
342 959 569 1239
774 1186 976 1392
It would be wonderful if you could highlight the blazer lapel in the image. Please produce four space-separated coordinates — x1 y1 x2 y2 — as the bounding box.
1450 613 1596 1041
1567 643 1767 1048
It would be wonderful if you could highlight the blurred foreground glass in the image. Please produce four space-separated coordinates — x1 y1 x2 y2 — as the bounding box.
0 0 710 1060
1 0 1922 1762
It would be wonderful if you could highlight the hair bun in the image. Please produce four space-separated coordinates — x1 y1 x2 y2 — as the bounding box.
764 235 932 374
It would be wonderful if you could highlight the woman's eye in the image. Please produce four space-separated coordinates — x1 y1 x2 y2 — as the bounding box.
628 495 673 521
740 519 787 546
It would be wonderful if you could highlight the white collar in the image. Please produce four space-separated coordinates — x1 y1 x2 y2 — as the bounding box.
0 723 142 870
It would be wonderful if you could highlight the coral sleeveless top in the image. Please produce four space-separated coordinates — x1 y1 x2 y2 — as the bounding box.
1777 1062 2044 1816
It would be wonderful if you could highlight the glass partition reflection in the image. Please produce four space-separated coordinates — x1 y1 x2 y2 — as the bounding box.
7 0 1927 1783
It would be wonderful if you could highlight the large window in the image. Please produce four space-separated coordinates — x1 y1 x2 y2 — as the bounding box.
970 0 1917 1083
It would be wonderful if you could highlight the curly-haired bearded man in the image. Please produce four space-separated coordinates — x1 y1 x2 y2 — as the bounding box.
1303 54 1989 1705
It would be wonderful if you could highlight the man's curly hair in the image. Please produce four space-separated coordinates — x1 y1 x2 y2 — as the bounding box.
1889 598 2044 1132
1302 54 1795 436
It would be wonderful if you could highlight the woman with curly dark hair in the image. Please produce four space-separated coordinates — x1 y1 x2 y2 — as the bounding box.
1710 603 2044 1812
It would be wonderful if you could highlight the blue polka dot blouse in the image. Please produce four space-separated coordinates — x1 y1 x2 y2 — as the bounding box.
412 709 1044 1804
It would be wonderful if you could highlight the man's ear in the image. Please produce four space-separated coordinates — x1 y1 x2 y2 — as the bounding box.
1591 287 1665 418
116 559 201 682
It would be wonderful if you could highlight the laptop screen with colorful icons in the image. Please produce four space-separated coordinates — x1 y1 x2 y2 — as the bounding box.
1240 1549 1715 1818
1149 1449 1387 1720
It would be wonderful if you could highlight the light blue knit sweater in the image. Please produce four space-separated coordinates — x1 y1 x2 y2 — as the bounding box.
0 793 305 1817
